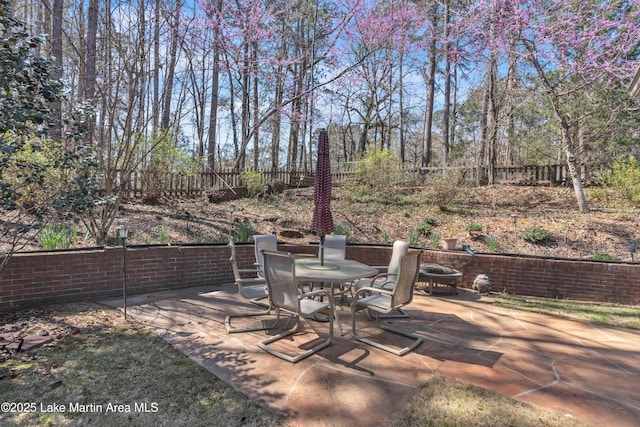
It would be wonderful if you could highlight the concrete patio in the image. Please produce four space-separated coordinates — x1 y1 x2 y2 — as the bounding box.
101 283 640 427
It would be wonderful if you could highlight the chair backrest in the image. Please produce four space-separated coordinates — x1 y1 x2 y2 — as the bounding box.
321 235 347 261
254 234 278 277
262 250 300 313
390 251 422 308
228 240 242 284
387 240 410 275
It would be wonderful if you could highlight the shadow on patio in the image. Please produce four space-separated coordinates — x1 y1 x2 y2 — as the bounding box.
101 283 640 427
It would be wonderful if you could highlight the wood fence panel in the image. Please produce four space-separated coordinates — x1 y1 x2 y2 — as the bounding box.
116 164 584 199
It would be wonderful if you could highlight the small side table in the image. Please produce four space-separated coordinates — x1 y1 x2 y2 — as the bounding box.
418 263 463 295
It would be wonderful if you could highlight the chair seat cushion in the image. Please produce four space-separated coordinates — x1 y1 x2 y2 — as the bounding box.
357 294 392 312
299 298 329 316
242 284 268 299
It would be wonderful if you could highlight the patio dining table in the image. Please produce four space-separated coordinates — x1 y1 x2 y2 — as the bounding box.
295 257 378 336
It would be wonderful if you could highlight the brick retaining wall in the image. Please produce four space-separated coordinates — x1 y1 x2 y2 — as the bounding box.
1 243 638 312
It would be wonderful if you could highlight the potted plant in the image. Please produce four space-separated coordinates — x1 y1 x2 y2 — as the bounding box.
441 225 457 250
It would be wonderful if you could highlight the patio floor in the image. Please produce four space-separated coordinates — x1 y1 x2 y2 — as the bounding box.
100 283 640 427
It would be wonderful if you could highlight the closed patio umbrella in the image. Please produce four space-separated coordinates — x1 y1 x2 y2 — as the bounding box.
311 129 334 266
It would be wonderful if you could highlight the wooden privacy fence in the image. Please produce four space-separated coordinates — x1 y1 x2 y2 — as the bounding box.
120 163 578 199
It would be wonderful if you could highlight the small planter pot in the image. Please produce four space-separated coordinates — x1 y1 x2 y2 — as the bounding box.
442 238 458 250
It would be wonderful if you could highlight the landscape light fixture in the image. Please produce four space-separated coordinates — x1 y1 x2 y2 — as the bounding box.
117 225 129 320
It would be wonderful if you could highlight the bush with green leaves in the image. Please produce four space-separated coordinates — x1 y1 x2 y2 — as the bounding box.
235 220 255 243
416 217 438 236
0 4 84 267
520 226 551 244
428 232 440 248
465 223 483 232
332 224 350 236
142 131 202 204
485 235 499 252
353 148 402 188
407 228 419 245
240 171 266 197
157 224 171 244
39 225 78 250
593 253 616 261
598 156 640 206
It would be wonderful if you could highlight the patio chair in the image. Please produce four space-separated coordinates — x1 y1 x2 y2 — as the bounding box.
258 250 335 363
351 250 423 356
353 240 409 292
353 240 410 318
254 234 278 277
321 234 347 260
318 234 351 301
224 241 278 333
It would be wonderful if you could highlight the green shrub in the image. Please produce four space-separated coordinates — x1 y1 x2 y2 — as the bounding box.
520 226 551 244
593 252 616 261
39 225 78 250
240 171 266 197
416 217 438 236
598 156 640 206
380 229 390 243
236 220 255 243
332 224 350 236
428 232 440 248
485 235 499 252
354 148 402 188
464 223 483 232
157 224 171 244
407 228 418 245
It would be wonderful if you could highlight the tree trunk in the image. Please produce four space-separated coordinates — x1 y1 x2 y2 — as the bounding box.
524 41 590 213
398 46 405 163
271 65 283 172
487 55 498 185
152 0 160 134
442 0 451 165
478 70 490 185
207 0 223 171
84 0 98 145
161 1 180 130
50 0 63 141
422 1 438 167
252 40 259 170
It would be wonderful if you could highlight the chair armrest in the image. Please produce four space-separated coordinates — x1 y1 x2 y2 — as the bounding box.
354 286 394 298
359 273 396 288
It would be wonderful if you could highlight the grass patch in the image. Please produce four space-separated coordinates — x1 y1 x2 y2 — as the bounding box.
393 373 585 427
0 303 284 427
496 293 640 330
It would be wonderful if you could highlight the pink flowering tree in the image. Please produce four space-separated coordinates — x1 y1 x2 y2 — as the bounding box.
462 0 640 212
